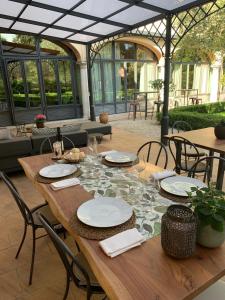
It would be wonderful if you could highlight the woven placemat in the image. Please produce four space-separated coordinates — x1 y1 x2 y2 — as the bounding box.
159 188 190 204
102 157 139 168
35 169 82 184
69 210 136 240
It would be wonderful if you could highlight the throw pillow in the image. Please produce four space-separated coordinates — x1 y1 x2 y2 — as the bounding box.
0 127 11 140
32 127 56 136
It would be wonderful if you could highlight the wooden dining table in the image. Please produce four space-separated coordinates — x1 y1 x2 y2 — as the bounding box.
18 149 225 300
165 127 225 190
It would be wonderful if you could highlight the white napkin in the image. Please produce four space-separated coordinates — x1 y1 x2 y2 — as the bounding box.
50 178 80 191
99 228 145 258
98 150 117 157
151 170 176 181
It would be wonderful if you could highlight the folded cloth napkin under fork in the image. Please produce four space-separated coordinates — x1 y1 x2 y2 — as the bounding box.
50 178 80 191
151 170 176 181
98 150 117 157
99 228 145 258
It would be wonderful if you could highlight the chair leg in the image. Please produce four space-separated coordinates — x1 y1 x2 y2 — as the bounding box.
29 228 36 285
15 222 27 259
63 272 70 300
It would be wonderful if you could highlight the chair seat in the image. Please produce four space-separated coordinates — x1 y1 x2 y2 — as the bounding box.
181 149 206 157
180 160 206 172
32 204 59 227
74 252 100 287
194 280 225 300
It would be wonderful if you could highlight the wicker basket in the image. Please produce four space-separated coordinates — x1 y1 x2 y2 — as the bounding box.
161 205 197 259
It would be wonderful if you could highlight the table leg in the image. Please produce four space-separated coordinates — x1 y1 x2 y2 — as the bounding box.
133 104 137 121
216 154 225 190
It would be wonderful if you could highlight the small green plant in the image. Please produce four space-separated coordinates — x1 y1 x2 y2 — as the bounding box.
188 185 225 232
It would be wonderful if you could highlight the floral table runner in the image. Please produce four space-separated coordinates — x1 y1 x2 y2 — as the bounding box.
78 155 174 240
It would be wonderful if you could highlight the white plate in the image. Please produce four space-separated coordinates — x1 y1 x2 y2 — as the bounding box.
160 176 207 197
39 164 77 179
105 151 137 163
77 197 133 228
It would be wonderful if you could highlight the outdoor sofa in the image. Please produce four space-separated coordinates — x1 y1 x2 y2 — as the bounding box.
0 121 112 173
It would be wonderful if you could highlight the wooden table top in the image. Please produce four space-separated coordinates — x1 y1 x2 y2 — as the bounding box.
19 151 225 300
166 127 225 154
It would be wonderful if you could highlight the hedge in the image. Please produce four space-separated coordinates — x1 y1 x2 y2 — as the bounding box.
158 102 225 130
13 92 73 107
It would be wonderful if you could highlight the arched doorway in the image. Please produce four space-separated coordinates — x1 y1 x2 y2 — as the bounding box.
92 41 159 115
0 34 82 125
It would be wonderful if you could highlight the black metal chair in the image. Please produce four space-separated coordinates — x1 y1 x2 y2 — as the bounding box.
172 121 206 158
40 136 74 154
137 140 168 169
0 171 60 285
188 156 225 188
38 213 105 300
168 136 206 174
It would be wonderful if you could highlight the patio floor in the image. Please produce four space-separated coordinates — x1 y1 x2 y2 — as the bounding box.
0 122 224 300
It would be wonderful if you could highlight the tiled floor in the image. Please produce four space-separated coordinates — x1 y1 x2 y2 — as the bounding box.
0 118 224 299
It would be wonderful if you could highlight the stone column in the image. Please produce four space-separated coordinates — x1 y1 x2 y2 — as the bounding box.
210 52 222 102
80 62 90 119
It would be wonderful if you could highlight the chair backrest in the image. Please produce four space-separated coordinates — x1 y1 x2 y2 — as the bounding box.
38 213 91 289
137 140 168 169
188 156 225 186
0 171 33 225
172 121 192 133
40 136 75 154
168 136 200 171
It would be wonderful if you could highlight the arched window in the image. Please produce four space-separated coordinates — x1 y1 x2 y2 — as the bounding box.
0 34 81 125
92 41 158 115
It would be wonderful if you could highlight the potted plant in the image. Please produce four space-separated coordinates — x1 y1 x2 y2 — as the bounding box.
188 185 225 248
150 79 164 101
214 120 225 139
34 114 46 128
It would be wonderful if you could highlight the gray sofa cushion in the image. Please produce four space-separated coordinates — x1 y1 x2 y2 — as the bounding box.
81 122 111 135
32 124 81 136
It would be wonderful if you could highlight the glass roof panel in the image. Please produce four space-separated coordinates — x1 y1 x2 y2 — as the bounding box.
0 18 13 28
0 0 25 17
20 6 62 24
74 0 128 18
42 28 72 38
34 0 80 9
12 21 45 33
87 23 122 35
109 6 159 25
55 15 95 30
69 33 98 42
143 0 196 10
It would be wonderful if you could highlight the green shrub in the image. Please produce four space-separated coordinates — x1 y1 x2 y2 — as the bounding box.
158 102 225 130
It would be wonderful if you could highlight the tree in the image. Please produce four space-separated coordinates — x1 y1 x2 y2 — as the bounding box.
172 1 225 63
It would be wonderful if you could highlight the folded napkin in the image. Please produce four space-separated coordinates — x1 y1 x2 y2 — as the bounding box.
99 228 145 258
98 150 117 157
151 170 176 181
50 178 80 191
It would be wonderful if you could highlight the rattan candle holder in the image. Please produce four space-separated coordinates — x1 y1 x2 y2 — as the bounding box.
161 205 197 259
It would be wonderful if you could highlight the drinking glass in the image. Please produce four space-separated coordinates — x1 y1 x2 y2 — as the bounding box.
88 136 98 156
